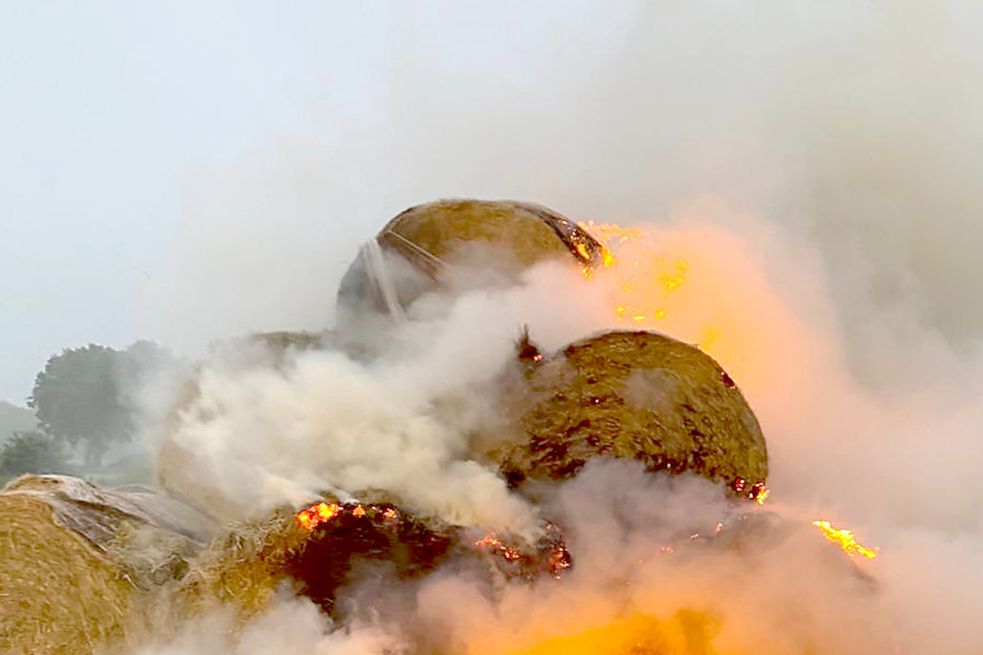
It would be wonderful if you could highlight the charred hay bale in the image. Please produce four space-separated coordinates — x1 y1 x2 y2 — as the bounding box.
176 500 570 623
176 501 454 621
0 475 212 655
337 199 605 321
494 331 768 498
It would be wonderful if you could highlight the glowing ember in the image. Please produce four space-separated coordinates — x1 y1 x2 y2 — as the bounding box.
812 520 878 559
754 486 770 505
295 501 340 531
474 534 524 562
473 527 572 579
729 477 768 503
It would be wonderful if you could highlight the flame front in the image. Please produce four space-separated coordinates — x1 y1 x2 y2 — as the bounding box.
296 501 340 531
483 611 720 655
579 221 710 345
812 520 878 559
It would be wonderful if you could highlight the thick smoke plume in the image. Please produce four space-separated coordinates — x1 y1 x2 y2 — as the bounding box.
136 2 983 654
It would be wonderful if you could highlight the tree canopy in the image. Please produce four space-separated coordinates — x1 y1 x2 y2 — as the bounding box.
28 342 173 467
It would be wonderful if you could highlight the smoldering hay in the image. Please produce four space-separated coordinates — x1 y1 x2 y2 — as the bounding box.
3 199 886 654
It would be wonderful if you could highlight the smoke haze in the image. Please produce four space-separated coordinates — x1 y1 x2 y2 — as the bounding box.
4 1 983 653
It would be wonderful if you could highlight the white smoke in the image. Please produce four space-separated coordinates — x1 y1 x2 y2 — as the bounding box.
134 2 983 653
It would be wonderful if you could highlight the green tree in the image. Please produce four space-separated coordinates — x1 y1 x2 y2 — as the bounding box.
0 431 70 485
29 344 132 467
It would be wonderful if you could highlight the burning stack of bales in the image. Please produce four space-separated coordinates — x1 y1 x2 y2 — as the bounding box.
2 198 780 654
151 199 770 620
334 198 768 498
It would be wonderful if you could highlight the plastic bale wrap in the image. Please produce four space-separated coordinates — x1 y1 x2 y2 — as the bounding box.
337 199 605 322
0 475 213 655
493 330 768 498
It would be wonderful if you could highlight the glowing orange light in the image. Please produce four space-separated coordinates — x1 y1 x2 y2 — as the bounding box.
474 533 523 562
578 222 694 327
812 520 878 559
296 501 340 531
495 612 718 655
754 487 770 505
602 248 615 267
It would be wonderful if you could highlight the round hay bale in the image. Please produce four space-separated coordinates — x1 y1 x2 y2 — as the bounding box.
493 330 768 498
0 475 212 654
176 500 455 622
337 199 605 322
0 492 132 654
176 499 570 624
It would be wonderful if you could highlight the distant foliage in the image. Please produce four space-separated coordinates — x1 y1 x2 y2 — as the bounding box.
29 344 130 467
0 431 70 485
28 341 175 467
0 401 37 445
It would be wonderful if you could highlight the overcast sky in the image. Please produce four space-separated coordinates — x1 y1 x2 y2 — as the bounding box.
3 2 983 403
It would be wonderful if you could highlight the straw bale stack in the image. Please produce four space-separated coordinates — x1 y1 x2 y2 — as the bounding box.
337 199 604 321
493 330 768 498
0 475 212 655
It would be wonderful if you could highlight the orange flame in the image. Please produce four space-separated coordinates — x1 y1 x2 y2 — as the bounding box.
296 501 340 531
578 221 696 331
812 520 878 559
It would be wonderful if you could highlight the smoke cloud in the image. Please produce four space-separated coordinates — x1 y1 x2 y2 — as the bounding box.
134 2 983 653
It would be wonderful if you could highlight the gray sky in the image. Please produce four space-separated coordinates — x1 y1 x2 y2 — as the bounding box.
4 2 983 403
1 3 383 402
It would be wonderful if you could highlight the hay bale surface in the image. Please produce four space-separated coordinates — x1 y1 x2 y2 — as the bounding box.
0 475 212 655
337 199 604 321
378 199 598 272
494 331 768 496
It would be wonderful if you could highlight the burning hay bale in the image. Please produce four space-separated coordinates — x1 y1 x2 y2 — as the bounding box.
337 199 606 322
176 499 570 624
0 475 213 655
493 330 768 499
174 500 452 622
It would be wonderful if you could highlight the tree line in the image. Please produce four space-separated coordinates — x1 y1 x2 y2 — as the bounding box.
0 341 175 484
